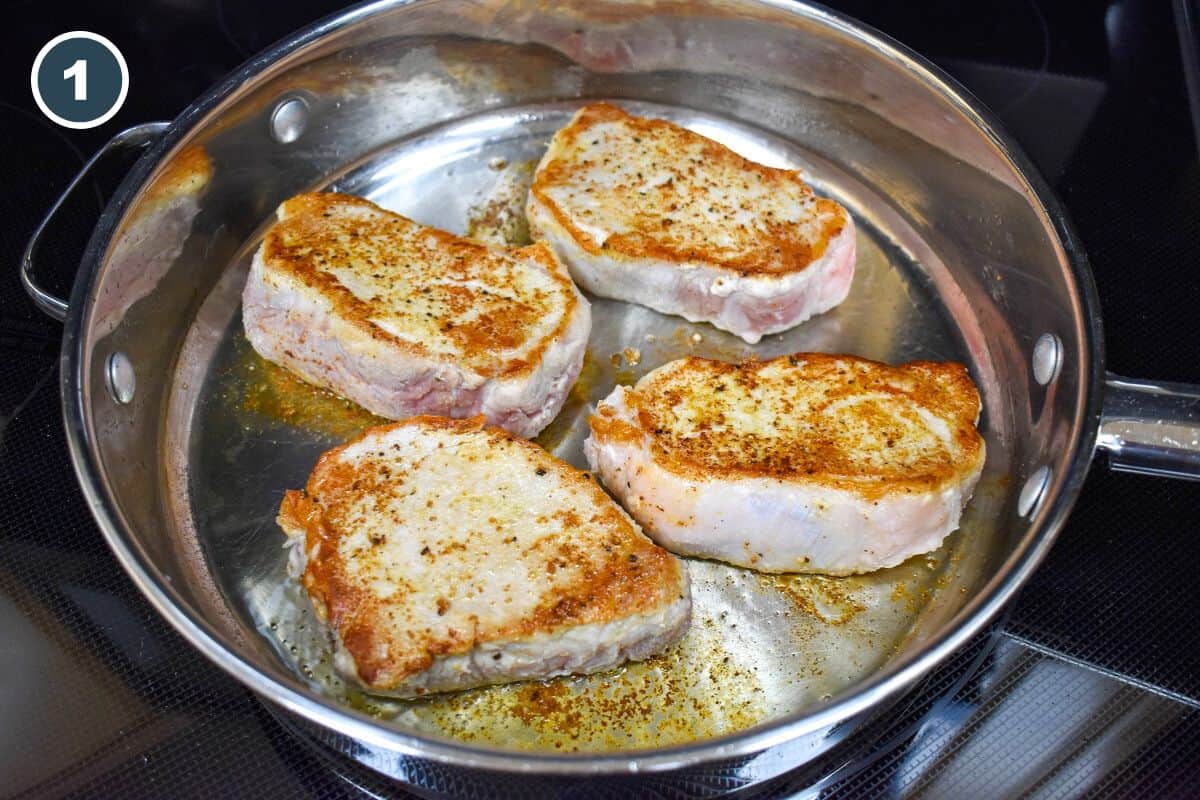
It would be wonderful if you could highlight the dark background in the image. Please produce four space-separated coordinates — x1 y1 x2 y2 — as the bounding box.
2 1 1199 797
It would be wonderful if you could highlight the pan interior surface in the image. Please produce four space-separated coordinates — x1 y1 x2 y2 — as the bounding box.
168 100 1011 753
68 0 1095 775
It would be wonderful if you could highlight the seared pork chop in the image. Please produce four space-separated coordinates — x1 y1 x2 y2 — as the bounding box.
242 193 590 438
585 354 985 574
277 416 691 697
527 103 855 344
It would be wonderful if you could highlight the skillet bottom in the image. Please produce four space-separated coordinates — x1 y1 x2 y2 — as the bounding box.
168 100 1009 753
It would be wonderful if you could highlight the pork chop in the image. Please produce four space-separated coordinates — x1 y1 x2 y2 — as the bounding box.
277 415 691 697
242 193 590 438
526 103 856 344
585 354 985 575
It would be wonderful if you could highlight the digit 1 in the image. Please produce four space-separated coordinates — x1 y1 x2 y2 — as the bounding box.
63 59 87 101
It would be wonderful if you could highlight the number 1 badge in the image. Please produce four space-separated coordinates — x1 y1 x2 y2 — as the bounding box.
31 31 129 130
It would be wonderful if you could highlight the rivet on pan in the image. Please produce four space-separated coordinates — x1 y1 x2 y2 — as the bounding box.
1032 333 1062 385
270 97 309 144
106 352 135 405
1018 466 1051 518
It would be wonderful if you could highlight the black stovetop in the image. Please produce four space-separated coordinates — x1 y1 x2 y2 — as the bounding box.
3 1 1199 797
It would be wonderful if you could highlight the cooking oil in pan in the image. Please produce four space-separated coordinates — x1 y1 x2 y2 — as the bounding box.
223 335 386 441
174 100 1006 754
258 550 952 752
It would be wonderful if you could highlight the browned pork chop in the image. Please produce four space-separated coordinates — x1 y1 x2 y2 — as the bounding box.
242 193 590 437
277 416 691 697
585 353 985 574
527 103 855 343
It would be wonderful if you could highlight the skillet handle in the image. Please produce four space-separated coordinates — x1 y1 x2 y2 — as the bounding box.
1097 375 1200 481
21 122 169 321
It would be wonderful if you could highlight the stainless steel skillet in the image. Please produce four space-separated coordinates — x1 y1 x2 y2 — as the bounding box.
20 0 1200 793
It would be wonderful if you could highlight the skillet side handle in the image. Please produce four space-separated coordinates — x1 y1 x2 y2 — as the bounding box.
1098 375 1200 481
21 122 169 321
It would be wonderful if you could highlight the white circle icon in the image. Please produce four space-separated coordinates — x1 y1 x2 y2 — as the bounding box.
31 31 129 130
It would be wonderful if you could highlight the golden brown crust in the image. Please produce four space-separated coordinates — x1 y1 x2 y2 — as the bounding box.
530 103 848 277
141 144 212 212
261 193 581 379
277 415 685 691
589 353 985 498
